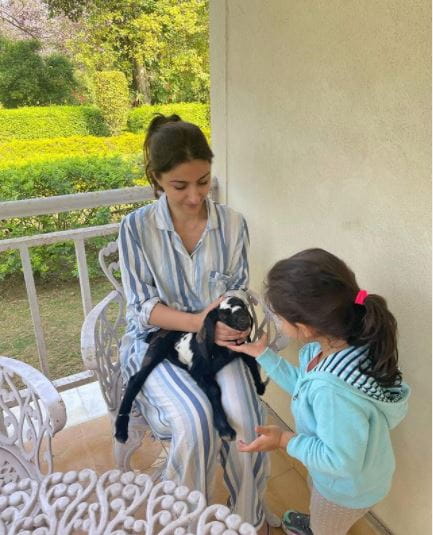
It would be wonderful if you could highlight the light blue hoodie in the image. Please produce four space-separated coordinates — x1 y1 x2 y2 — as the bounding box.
258 342 410 508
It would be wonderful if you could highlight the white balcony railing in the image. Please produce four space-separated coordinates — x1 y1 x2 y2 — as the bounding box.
0 180 219 390
0 186 155 387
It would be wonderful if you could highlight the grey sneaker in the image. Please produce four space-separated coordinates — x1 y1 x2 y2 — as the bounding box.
281 510 313 535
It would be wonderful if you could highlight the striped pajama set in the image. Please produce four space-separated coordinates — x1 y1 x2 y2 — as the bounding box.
118 194 270 528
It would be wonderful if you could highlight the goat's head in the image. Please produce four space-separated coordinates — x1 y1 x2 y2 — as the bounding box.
216 297 252 332
196 296 253 359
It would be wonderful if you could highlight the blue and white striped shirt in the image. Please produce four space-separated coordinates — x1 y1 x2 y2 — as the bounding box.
118 194 249 368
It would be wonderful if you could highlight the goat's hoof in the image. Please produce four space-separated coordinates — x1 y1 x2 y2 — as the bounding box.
219 427 236 441
115 415 130 443
256 384 266 396
114 431 128 444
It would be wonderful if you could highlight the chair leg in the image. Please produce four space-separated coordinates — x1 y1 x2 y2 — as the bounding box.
113 424 146 471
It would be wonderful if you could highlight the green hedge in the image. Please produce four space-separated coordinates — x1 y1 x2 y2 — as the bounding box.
0 102 210 142
0 105 109 141
0 155 146 280
0 133 144 169
127 102 210 133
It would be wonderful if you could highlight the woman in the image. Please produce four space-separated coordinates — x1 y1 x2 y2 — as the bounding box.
118 114 271 532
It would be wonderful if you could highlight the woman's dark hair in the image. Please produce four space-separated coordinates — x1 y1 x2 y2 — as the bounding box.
265 248 401 387
144 113 213 198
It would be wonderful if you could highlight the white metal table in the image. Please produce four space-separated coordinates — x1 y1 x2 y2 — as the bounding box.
0 468 257 534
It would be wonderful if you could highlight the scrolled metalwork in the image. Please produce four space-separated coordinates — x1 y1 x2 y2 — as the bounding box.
0 357 66 485
1 469 256 534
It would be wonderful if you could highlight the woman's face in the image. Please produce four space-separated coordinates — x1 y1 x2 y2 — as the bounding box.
156 159 211 216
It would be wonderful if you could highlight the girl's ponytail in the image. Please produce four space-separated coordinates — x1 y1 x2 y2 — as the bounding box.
352 294 401 387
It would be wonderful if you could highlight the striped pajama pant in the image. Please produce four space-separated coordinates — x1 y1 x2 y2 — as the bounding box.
121 351 270 528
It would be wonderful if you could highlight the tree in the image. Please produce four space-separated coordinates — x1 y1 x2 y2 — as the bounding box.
44 0 209 104
0 37 77 107
0 0 79 53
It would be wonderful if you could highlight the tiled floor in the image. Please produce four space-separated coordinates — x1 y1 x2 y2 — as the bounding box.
53 382 383 535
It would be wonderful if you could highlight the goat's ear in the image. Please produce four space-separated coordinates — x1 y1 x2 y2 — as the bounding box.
196 307 219 359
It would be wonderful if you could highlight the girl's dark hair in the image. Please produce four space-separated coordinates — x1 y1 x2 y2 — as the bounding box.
144 113 213 198
266 248 401 387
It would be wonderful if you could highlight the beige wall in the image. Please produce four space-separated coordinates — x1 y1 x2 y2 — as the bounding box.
210 1 431 533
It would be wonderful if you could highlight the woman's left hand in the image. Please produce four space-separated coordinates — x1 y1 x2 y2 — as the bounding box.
237 425 295 452
214 321 251 347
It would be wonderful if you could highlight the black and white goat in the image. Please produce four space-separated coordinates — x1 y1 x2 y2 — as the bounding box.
115 296 266 443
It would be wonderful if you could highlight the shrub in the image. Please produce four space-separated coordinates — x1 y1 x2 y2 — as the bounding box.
0 133 144 168
0 155 146 281
0 106 109 141
127 102 209 133
0 37 77 108
93 71 130 136
0 102 210 142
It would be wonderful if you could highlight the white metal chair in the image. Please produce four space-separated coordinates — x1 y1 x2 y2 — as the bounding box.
0 356 67 483
81 239 287 474
2 469 257 535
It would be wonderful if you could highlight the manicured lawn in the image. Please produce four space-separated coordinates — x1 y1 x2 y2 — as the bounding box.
0 277 114 380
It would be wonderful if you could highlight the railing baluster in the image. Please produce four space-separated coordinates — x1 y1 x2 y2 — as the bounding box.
19 246 50 378
74 238 93 317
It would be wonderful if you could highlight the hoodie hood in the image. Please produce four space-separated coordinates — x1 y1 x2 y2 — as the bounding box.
300 343 410 430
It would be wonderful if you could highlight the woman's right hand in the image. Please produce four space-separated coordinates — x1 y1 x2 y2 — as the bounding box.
194 297 223 332
227 332 268 358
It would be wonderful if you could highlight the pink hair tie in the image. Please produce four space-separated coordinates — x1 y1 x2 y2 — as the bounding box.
355 289 368 305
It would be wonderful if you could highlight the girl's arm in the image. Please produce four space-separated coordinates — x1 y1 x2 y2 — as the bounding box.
228 338 300 395
287 386 369 477
258 348 300 395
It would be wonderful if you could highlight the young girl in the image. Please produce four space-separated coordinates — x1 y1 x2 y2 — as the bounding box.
229 248 410 535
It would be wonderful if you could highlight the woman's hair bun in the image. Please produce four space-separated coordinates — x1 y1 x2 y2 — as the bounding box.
147 113 182 135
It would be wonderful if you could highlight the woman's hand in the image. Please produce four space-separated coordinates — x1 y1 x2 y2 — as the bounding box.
193 298 223 332
214 322 251 347
227 332 268 358
194 299 250 344
237 425 295 452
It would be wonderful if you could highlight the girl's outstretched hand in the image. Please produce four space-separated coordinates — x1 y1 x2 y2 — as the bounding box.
237 425 295 452
227 332 268 358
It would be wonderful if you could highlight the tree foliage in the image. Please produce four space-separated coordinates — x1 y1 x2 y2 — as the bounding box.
0 36 77 107
0 0 79 53
45 0 209 104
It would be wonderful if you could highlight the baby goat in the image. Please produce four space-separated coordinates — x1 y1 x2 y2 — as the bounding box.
115 296 266 443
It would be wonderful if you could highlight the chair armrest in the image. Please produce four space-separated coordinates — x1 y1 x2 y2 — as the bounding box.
80 290 126 414
0 356 67 480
